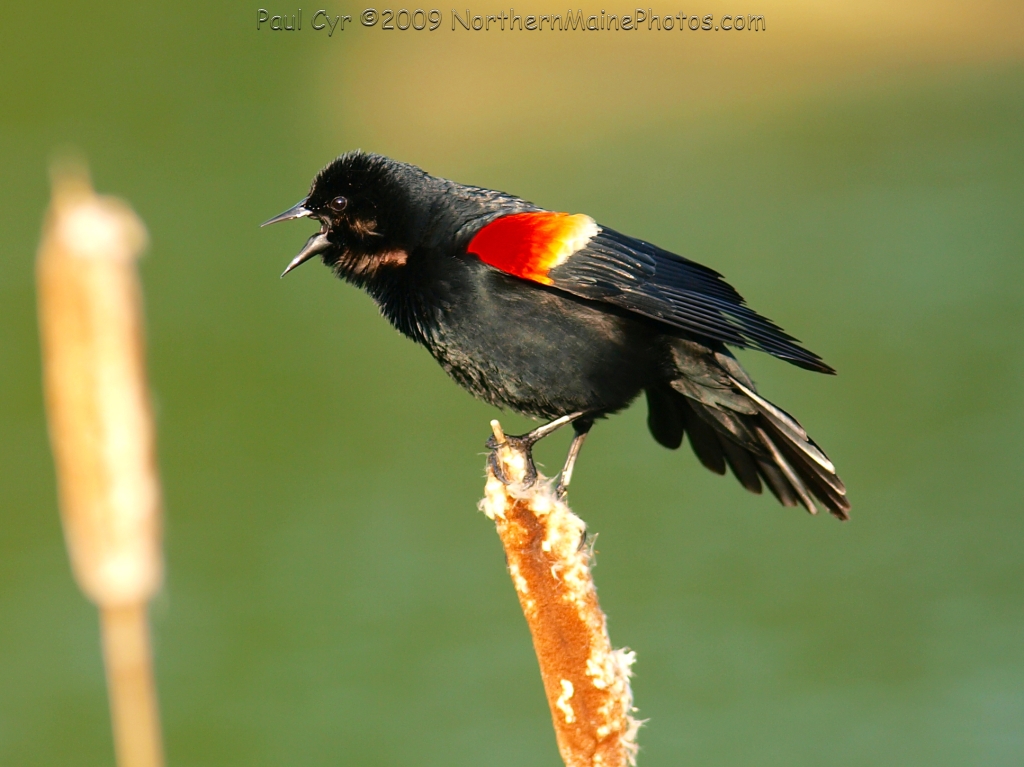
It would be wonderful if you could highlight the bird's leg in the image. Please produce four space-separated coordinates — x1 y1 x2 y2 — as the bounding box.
555 418 594 500
487 411 588 489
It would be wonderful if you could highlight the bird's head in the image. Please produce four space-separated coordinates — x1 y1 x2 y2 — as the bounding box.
263 151 430 279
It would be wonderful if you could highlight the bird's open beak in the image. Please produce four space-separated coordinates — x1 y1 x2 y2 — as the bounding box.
280 225 332 277
262 198 333 277
261 199 312 227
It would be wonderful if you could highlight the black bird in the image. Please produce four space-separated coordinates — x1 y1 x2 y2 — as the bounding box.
264 151 849 519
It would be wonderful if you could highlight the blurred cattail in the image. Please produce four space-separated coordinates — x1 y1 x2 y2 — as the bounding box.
36 161 164 767
482 420 640 767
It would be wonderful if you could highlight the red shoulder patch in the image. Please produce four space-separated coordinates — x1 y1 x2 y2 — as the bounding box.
467 211 600 285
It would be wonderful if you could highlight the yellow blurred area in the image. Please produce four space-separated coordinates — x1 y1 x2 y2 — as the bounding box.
324 0 1023 166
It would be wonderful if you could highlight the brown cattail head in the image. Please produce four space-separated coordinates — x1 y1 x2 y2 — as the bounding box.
482 420 641 767
37 161 162 608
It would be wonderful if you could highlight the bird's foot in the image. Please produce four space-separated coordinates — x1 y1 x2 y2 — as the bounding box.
554 478 569 501
486 431 539 489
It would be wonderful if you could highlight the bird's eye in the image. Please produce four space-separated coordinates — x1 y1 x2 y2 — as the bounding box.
328 196 348 212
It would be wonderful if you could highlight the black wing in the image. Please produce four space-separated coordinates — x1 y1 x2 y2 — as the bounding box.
547 227 834 373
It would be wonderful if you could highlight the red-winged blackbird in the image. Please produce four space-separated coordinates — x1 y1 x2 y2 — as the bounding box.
264 152 849 519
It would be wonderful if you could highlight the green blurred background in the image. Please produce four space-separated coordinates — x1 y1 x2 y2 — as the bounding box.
2 2 1022 765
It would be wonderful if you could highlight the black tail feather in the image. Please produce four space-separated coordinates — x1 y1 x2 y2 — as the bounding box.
678 397 727 476
645 380 850 520
756 459 800 508
719 437 764 495
645 385 684 450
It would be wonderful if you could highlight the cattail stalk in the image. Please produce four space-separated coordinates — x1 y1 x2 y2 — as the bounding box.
481 420 640 767
36 163 164 767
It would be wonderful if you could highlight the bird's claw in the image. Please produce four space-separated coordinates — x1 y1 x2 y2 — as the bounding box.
486 433 539 489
